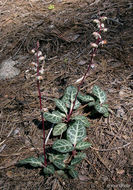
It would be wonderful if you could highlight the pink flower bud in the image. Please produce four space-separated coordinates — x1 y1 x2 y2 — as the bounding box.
93 19 100 24
37 76 43 81
39 56 45 61
100 16 107 21
92 32 101 39
31 49 35 54
103 28 108 32
35 51 42 57
90 43 98 48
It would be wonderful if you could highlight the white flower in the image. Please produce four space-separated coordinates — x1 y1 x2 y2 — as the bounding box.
39 67 44 74
103 28 108 32
90 43 98 48
91 64 95 69
35 51 42 57
99 40 107 46
31 49 35 54
39 56 45 61
92 32 101 39
37 76 43 81
100 16 107 21
31 62 37 67
101 23 105 28
93 19 100 24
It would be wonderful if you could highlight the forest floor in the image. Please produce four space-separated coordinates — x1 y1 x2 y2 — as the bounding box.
0 0 133 189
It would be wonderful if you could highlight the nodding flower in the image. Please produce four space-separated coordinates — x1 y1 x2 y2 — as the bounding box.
90 43 98 48
35 51 42 57
100 16 107 21
31 49 35 54
93 19 100 24
99 40 107 46
92 32 101 39
37 76 43 81
103 28 108 32
39 56 45 61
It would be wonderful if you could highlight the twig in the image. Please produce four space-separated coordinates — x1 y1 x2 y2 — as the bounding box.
91 142 131 152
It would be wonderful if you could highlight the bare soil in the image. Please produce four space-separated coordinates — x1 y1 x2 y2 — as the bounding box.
0 0 133 189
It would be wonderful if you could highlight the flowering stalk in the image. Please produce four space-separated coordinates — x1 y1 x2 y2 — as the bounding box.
32 42 47 166
67 16 107 122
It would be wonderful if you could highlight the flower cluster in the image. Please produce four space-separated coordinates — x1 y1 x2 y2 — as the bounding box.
30 49 46 81
90 16 108 49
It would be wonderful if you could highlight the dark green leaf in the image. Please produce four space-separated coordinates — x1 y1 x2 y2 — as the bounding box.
43 165 55 174
44 112 62 124
68 168 78 178
72 115 90 128
52 139 74 153
74 152 87 159
67 121 86 146
78 92 95 102
53 159 66 169
76 141 91 150
53 123 67 136
71 157 83 166
92 85 106 103
54 99 68 115
18 157 43 167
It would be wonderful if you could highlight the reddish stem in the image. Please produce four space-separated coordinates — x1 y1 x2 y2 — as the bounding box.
36 41 47 167
67 23 102 122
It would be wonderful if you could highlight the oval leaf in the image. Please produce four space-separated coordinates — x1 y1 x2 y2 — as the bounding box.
67 121 86 145
78 92 95 102
53 123 67 136
43 165 55 174
44 112 62 124
68 168 78 178
52 139 74 153
54 99 68 115
94 103 108 114
71 157 83 166
18 157 43 167
92 85 106 103
72 115 90 128
76 141 91 150
53 159 66 169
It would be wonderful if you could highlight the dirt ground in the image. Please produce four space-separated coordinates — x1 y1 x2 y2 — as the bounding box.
0 0 133 189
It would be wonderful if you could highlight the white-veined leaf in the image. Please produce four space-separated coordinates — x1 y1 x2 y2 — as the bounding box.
103 111 109 117
76 141 91 150
43 165 55 174
88 101 95 106
67 121 86 146
94 103 108 114
52 110 66 118
92 85 106 103
68 168 78 178
54 99 68 115
53 159 66 169
49 153 69 163
52 139 74 153
71 157 83 166
18 157 43 167
44 112 62 124
74 152 87 159
78 92 95 102
56 170 68 178
53 123 67 136
72 115 90 128
64 86 77 97
70 87 77 103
